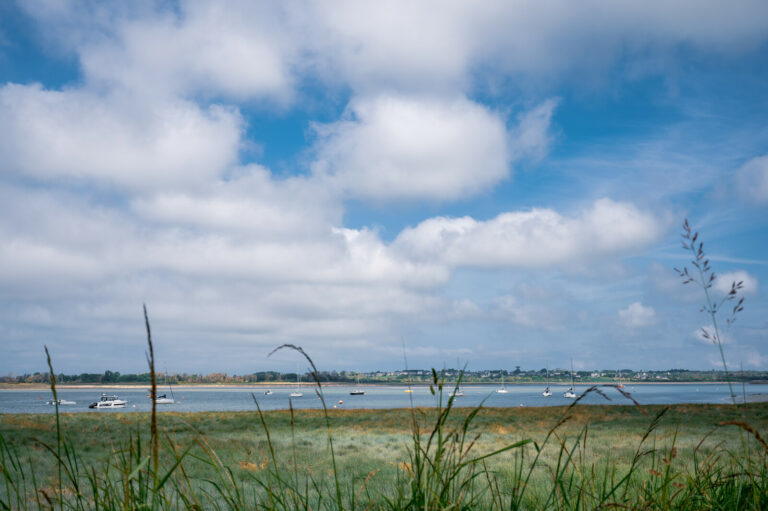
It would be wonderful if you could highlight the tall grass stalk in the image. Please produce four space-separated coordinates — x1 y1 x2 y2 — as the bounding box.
675 219 744 402
144 304 159 505
675 218 765 509
269 343 345 509
44 346 62 510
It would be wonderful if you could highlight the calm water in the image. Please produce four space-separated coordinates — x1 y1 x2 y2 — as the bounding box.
1 383 766 414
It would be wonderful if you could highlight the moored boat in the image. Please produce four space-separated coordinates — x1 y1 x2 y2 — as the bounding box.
290 365 304 397
350 373 365 395
47 398 76 405
154 393 174 404
564 360 577 399
150 370 176 404
89 394 127 409
496 373 509 394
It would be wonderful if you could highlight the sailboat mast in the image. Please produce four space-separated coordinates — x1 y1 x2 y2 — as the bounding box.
167 369 175 400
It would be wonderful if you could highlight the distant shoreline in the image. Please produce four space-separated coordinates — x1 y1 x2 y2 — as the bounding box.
0 381 757 391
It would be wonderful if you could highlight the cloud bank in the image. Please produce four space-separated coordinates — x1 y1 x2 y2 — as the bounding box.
1 0 766 371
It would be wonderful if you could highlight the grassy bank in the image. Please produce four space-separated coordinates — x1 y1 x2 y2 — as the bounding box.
2 399 767 509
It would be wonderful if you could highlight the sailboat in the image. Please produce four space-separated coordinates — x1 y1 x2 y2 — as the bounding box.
450 359 466 397
290 365 303 397
350 373 365 395
564 360 577 399
542 366 552 397
154 370 175 404
616 369 625 388
496 372 508 394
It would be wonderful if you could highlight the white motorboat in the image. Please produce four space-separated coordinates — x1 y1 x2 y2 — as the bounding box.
47 398 76 405
89 394 127 409
564 359 577 399
496 373 508 394
264 389 273 396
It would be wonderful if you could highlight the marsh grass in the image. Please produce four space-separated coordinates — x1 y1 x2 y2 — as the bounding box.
2 267 768 508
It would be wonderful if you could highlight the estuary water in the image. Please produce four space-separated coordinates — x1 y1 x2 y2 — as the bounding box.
1 383 766 414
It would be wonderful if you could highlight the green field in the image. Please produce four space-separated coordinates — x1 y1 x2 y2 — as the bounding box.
2 398 767 509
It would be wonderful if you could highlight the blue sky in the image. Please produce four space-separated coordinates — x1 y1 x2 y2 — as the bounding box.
1 1 767 375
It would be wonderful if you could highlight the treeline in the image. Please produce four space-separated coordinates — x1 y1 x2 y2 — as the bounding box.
3 368 767 385
0 370 364 385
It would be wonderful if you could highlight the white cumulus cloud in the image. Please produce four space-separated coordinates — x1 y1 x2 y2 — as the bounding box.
0 84 242 191
311 94 560 201
18 0 768 100
618 302 657 328
394 198 663 268
311 94 511 200
78 2 296 101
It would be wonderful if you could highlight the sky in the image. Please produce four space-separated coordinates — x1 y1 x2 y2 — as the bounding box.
1 0 767 375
